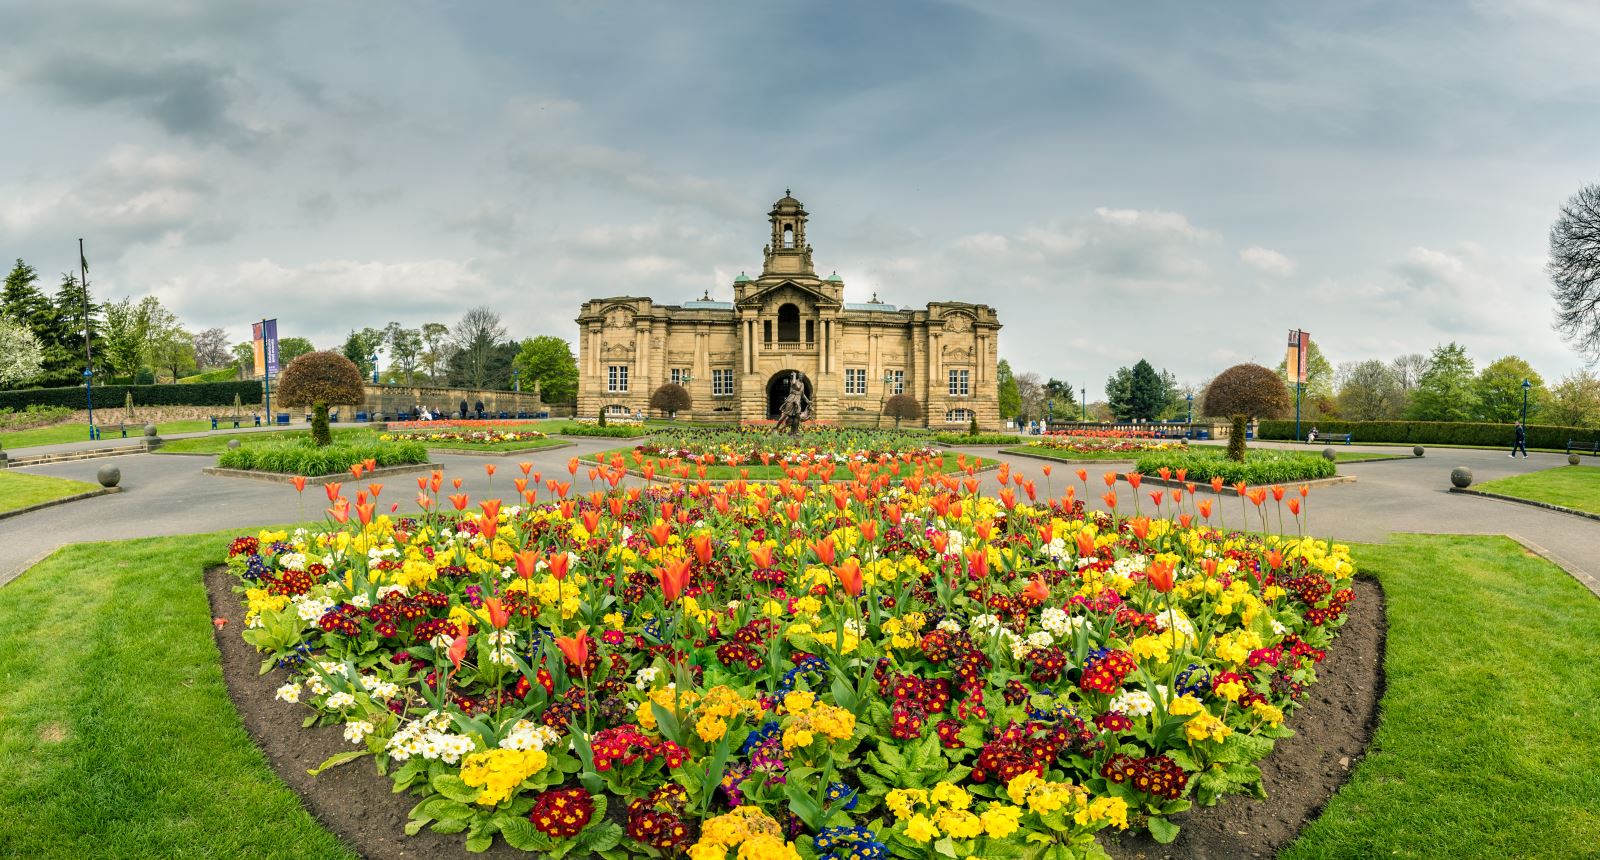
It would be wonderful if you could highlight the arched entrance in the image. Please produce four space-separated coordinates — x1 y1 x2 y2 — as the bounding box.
766 370 813 420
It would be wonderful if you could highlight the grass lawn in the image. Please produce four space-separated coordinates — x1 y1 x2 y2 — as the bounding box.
0 532 356 860
1284 534 1600 858
586 445 994 479
157 425 564 456
1473 465 1600 515
1191 443 1403 463
0 471 101 513
0 419 215 450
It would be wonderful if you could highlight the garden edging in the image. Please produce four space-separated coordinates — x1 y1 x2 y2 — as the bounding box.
0 486 122 521
202 463 443 485
1116 472 1357 495
1449 487 1600 523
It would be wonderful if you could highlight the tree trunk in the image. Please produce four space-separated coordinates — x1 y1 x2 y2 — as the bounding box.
1227 415 1247 462
312 402 332 447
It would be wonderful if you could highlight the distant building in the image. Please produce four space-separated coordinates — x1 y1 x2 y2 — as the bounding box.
575 192 1001 429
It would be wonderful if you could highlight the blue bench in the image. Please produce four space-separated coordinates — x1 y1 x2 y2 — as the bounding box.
1567 438 1600 456
1309 433 1352 445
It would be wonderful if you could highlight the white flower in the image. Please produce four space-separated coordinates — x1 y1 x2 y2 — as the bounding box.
294 596 335 623
274 683 301 703
1154 609 1196 641
377 583 408 599
370 680 400 701
306 675 330 696
1270 619 1288 636
488 647 517 667
937 618 961 633
278 552 307 571
969 614 1002 637
1111 690 1155 717
635 666 661 690
325 691 356 710
349 593 371 609
343 720 375 744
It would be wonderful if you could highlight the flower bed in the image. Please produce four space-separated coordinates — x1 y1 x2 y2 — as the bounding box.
217 439 428 476
1031 436 1188 455
227 462 1357 857
380 430 549 445
1133 448 1336 485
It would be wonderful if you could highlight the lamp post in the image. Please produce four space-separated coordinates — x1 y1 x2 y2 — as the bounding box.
512 368 520 393
877 370 896 428
1187 392 1194 435
84 368 96 440
1080 387 1086 422
1521 378 1531 426
369 353 379 385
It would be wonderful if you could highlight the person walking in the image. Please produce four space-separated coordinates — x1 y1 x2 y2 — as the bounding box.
1511 421 1528 458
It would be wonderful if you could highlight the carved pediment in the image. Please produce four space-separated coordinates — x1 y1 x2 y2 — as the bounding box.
736 279 840 309
941 343 976 360
943 312 974 333
602 341 635 359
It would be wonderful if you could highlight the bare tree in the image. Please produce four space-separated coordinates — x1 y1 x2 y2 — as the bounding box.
1014 372 1045 422
1390 353 1430 390
1336 360 1407 420
1550 181 1600 362
191 327 232 369
451 307 506 389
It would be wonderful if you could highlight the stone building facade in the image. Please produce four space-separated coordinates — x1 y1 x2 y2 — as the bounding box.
575 193 1001 429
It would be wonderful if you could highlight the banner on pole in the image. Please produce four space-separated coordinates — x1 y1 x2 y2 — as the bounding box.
1285 329 1301 384
251 319 280 378
1297 330 1310 385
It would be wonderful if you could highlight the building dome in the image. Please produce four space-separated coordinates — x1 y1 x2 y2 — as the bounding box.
770 189 805 214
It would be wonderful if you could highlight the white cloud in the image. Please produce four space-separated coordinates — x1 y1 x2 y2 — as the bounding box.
1239 246 1296 275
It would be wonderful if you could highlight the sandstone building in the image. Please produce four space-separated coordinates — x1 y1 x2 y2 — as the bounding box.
575 193 1001 429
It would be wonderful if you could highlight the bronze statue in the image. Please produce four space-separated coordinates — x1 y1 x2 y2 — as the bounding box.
773 372 810 435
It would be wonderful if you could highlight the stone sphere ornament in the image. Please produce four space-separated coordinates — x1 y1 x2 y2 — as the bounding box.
1413 446 1425 457
1571 454 1582 466
1321 447 1337 461
1450 466 1473 489
228 439 241 450
143 423 158 437
96 464 121 488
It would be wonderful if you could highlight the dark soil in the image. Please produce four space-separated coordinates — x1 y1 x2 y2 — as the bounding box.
1103 575 1387 860
208 568 1386 860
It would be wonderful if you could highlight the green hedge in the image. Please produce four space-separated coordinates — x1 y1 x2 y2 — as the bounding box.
555 423 651 438
0 381 263 411
1258 419 1600 449
934 432 1020 446
1133 448 1337 484
217 439 427 476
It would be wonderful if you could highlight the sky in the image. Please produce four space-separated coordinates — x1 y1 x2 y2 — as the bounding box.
3 0 1598 398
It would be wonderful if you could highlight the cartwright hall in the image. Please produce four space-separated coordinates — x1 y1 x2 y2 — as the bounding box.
575 193 1002 429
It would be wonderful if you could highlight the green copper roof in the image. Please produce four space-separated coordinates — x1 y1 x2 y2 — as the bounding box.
826 270 841 281
734 271 750 283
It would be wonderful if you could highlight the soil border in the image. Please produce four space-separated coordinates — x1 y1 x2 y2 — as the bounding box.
207 568 1384 860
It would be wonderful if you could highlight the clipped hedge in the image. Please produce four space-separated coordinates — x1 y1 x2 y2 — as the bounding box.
1258 419 1600 449
0 381 262 411
1133 448 1336 484
934 432 1020 446
555 423 652 438
217 439 427 476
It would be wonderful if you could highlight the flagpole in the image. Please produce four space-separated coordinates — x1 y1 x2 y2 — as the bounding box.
80 238 95 440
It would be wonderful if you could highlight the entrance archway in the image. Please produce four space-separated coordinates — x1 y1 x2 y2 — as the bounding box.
765 370 813 420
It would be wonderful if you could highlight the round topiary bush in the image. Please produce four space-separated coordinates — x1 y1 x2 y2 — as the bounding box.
649 383 692 418
276 351 365 447
1202 364 1291 463
1450 466 1473 488
883 394 922 429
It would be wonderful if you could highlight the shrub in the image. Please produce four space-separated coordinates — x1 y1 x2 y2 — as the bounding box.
649 383 692 417
597 407 607 427
969 413 981 436
217 439 427 476
883 394 922 428
1258 419 1600 450
0 404 73 431
178 367 240 384
1133 448 1336 484
935 432 1018 446
276 352 365 447
0 381 263 411
1204 364 1291 462
556 422 649 438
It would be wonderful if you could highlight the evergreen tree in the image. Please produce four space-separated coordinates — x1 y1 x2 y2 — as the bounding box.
995 359 1020 420
1043 378 1078 418
1105 366 1134 420
54 272 101 373
1406 342 1479 421
1128 360 1166 420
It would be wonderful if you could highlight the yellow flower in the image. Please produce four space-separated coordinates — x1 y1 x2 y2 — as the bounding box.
458 748 548 806
934 808 983 840
904 814 940 843
1074 796 1129 830
603 611 624 629
1184 712 1232 744
1251 701 1285 727
1215 680 1246 702
1167 694 1204 716
980 804 1022 839
929 781 970 809
783 691 815 713
696 715 728 743
885 788 927 819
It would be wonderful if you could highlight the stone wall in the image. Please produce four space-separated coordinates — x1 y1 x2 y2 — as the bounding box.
354 383 547 419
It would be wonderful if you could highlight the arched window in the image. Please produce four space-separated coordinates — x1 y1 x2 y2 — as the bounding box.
777 303 800 342
783 224 795 248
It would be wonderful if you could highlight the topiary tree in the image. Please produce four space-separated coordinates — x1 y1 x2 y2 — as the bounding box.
650 383 692 418
275 351 365 446
597 406 608 427
969 412 981 436
883 394 922 429
1202 363 1291 462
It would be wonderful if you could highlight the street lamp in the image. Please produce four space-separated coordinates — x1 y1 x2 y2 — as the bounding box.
1186 392 1195 439
877 370 896 428
369 353 379 385
84 368 97 440
512 368 520 393
1521 378 1531 426
1080 387 1086 422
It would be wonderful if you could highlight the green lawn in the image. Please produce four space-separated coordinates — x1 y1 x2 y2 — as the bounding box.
157 425 565 456
0 419 214 450
0 532 356 860
1192 443 1403 463
1473 465 1600 515
0 471 101 513
1284 534 1600 858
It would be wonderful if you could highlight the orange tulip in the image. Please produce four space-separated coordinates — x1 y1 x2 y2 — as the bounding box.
649 521 671 547
1102 472 1117 488
367 482 383 499
485 463 497 478
448 627 469 672
519 461 533 476
1102 490 1118 510
1271 485 1286 502
324 481 343 502
449 493 469 511
1197 499 1213 519
1149 491 1163 508
349 463 365 479
1146 560 1175 593
485 596 510 629
660 502 675 521
655 558 692 602
1130 517 1150 541
452 477 463 490
690 534 713 565
1178 513 1192 529
1076 468 1088 483
1266 549 1284 570
291 476 307 494
416 493 433 510
1175 468 1188 482
750 544 774 569
567 457 580 476
553 629 591 673
965 547 989 578
832 557 864 597
355 501 375 525
1126 472 1142 490
1288 498 1301 516
430 472 444 494
858 519 878 543
364 458 377 473
514 550 539 579
328 499 351 523
1022 576 1049 603
930 532 949 554
1158 467 1172 481
1211 476 1225 494
811 537 837 565
1041 465 1052 477
581 509 601 534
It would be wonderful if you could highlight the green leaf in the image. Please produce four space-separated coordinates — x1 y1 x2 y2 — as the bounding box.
307 749 371 776
499 817 541 851
934 836 959 857
786 782 826 830
430 773 481 804
578 821 623 853
431 817 470 834
1146 815 1180 844
464 831 494 852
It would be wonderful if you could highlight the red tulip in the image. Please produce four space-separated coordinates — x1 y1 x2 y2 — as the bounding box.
485 596 510 629
832 557 864 597
553 629 591 674
291 476 307 494
655 559 692 603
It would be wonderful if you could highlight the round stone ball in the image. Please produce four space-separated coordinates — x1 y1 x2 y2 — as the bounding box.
227 439 241 450
1570 454 1582 466
97 464 121 488
1321 447 1337 461
1413 446 1425 457
143 423 158 437
1450 466 1473 488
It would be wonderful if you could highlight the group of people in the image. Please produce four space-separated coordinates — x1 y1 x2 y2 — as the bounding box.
405 399 488 422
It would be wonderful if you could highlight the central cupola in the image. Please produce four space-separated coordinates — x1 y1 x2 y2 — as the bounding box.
762 190 815 277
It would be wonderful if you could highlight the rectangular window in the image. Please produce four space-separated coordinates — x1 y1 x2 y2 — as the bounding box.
888 369 904 394
608 365 628 393
945 408 973 423
948 369 969 396
845 368 867 395
670 368 685 385
712 369 734 397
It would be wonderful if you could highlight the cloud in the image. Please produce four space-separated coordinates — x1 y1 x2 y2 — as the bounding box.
1239 246 1296 275
506 144 747 220
952 206 1220 292
26 55 262 147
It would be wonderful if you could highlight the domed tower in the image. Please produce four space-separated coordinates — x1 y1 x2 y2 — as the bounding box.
762 190 815 278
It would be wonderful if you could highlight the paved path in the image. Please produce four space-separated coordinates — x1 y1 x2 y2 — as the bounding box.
3 436 1596 595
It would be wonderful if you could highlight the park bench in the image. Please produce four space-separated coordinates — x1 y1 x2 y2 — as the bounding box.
1567 438 1600 456
1307 433 1352 445
209 414 251 430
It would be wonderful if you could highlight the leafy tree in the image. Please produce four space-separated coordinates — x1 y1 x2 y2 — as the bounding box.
191 327 231 369
54 273 100 376
231 342 256 376
513 336 579 404
1203 363 1291 461
136 298 188 381
1043 377 1078 419
883 394 922 428
341 327 386 378
420 322 453 382
1544 370 1600 428
448 340 520 390
1406 342 1478 422
276 351 366 446
996 360 1020 420
1014 372 1045 424
0 315 43 386
649 383 691 417
1549 180 1600 361
383 323 424 385
1276 340 1335 400
1473 355 1544 423
102 298 149 380
277 337 316 366
1155 370 1187 420
451 307 506 389
1335 360 1406 421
